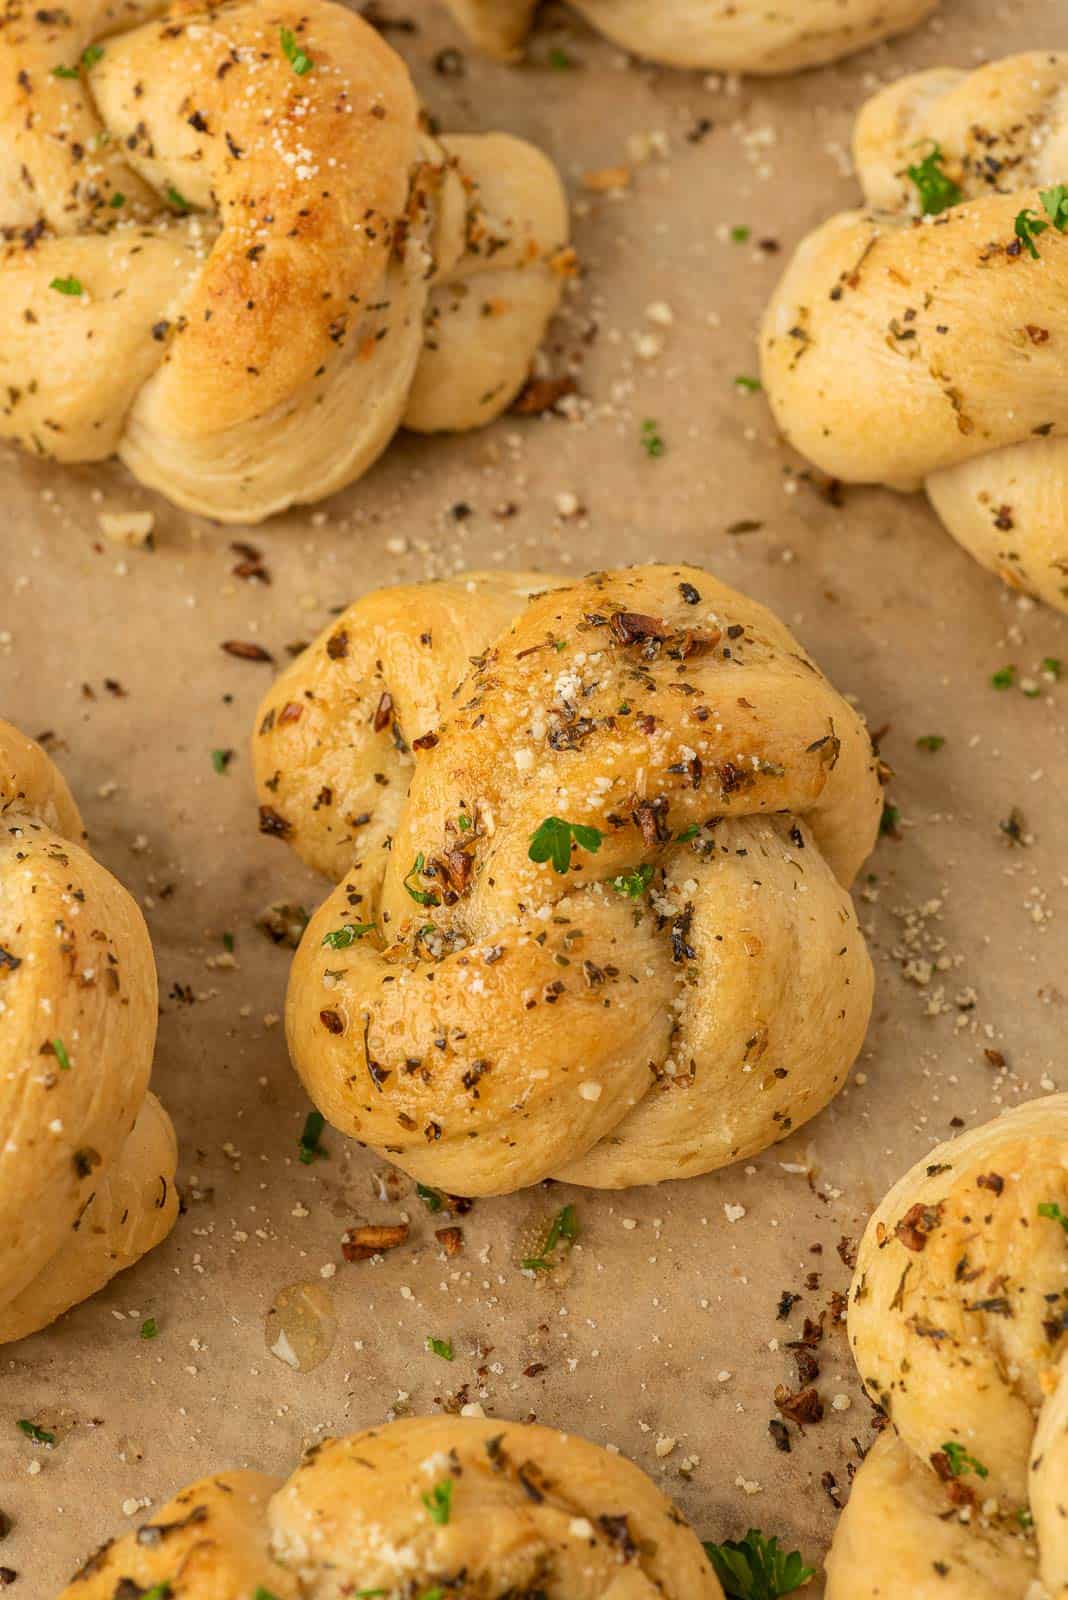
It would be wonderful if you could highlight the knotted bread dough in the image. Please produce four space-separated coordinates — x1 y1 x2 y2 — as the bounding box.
252 564 880 1195
0 0 570 522
443 0 938 73
57 1414 722 1599
762 53 1068 612
826 1095 1068 1599
0 720 177 1345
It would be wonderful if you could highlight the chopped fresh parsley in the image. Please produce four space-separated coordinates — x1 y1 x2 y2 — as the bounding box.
50 276 84 296
915 735 945 752
730 224 751 243
51 1037 71 1071
109 191 125 208
1014 188 1068 259
17 1419 55 1446
528 817 603 875
941 1441 988 1479
548 46 573 69
703 1529 814 1599
1043 657 1063 679
211 747 233 774
676 824 700 842
991 664 1016 690
734 375 762 392
426 1335 454 1361
422 1478 453 1525
166 184 191 212
298 1109 326 1165
611 862 654 898
416 1182 445 1213
457 812 472 831
640 419 666 458
321 922 375 948
141 1587 171 1600
280 25 313 74
905 143 962 216
1038 1200 1068 1233
53 44 103 76
523 1203 579 1272
254 1590 281 1600
403 853 441 907
222 932 234 953
879 803 900 837
140 1316 158 1340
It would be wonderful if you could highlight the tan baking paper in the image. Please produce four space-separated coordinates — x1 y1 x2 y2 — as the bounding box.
2 1 1066 1592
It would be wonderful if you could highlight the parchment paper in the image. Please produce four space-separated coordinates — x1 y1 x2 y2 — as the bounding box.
3 0 1067 1591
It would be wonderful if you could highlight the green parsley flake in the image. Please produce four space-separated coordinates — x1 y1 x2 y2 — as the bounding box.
703 1529 814 1599
730 224 751 243
321 922 375 948
50 276 84 296
1042 657 1063 679
403 852 441 907
109 192 125 208
51 1037 71 1071
53 44 103 77
280 25 313 74
17 1419 56 1446
640 419 665 458
905 143 962 216
416 1182 445 1213
676 824 700 842
915 735 945 752
528 817 603 875
426 1335 454 1361
611 862 654 898
734 375 762 392
879 803 900 837
140 1316 158 1340
991 664 1016 690
422 1478 453 1525
548 46 573 69
298 1109 326 1165
941 1441 989 1479
166 185 192 212
211 747 233 774
523 1203 579 1272
254 1589 281 1600
142 1587 172 1600
1038 1200 1068 1233
1013 188 1068 260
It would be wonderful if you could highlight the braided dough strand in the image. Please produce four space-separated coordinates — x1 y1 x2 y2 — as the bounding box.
826 1096 1068 1599
253 564 879 1194
0 721 177 1345
57 1416 722 1599
443 0 938 73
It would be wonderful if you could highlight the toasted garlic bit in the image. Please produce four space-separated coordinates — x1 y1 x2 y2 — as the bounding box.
442 0 936 72
0 721 177 1345
252 563 881 1196
763 53 1068 613
826 1095 1068 1600
55 1415 724 1599
0 0 570 523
